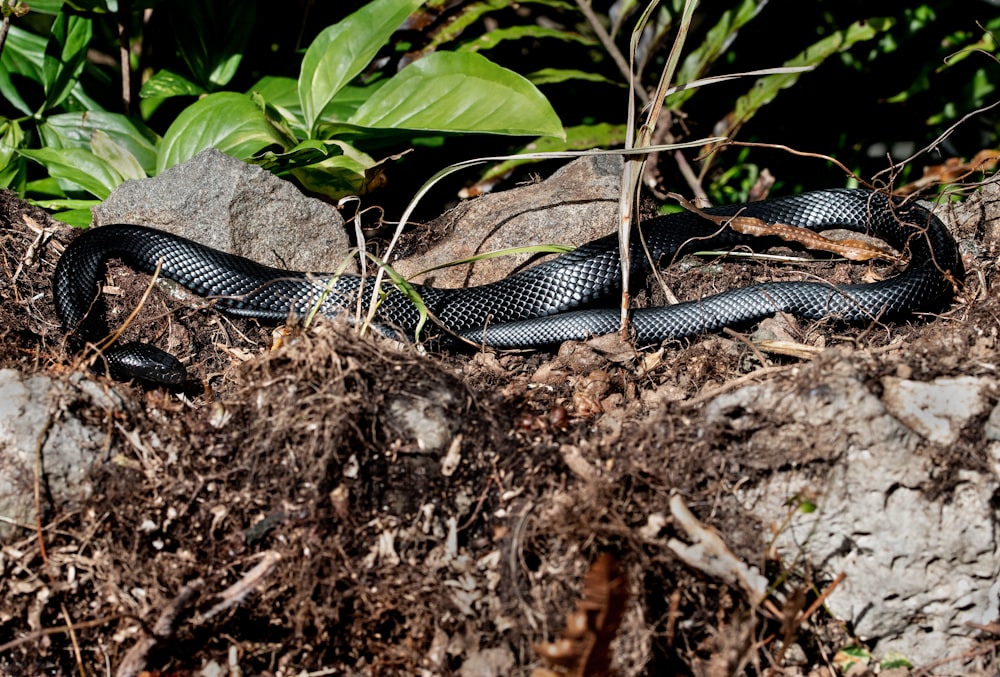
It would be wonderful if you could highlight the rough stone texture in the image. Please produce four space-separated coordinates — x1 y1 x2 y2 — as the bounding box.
706 356 1000 666
881 375 995 445
0 369 120 538
393 154 624 287
92 148 353 273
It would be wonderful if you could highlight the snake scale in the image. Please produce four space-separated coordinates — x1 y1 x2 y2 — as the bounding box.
53 188 962 385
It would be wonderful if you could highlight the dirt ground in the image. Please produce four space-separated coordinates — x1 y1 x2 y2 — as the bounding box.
0 181 997 677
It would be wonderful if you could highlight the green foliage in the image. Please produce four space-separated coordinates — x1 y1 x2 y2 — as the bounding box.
0 0 563 220
0 0 996 224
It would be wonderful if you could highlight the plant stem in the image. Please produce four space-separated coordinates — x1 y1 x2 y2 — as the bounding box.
0 9 12 63
575 0 649 106
117 0 132 115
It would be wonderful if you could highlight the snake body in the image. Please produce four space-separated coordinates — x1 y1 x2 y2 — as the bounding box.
54 188 961 384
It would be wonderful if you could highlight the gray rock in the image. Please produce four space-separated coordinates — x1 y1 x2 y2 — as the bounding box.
393 154 623 287
0 369 120 540
881 375 994 445
458 647 516 677
986 401 1000 441
92 148 353 273
706 356 1000 667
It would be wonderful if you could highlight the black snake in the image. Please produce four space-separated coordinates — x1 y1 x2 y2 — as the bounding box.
53 188 962 385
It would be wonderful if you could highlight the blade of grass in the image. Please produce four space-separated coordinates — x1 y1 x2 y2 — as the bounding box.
617 0 698 335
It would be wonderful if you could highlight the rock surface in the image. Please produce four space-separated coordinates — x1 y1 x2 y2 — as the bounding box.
92 148 353 273
0 369 121 539
393 154 624 287
707 356 1000 666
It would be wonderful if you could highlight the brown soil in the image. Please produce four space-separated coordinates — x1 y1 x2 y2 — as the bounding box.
0 185 996 677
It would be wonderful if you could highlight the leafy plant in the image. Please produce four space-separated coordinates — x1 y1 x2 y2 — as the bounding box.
0 0 996 228
0 0 563 224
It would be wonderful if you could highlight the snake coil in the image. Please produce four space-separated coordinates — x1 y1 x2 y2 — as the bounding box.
54 188 961 385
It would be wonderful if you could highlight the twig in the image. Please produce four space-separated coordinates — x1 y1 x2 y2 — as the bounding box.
721 141 860 185
60 602 86 677
575 0 648 105
116 578 205 677
0 614 128 654
795 571 845 626
117 0 133 115
681 364 794 408
723 327 771 367
200 550 281 621
873 97 1000 187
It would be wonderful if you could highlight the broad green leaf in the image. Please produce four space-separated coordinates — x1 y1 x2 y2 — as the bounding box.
249 76 299 110
157 92 285 173
323 81 389 126
0 119 25 189
0 25 46 82
0 25 47 116
42 12 93 112
30 198 102 211
299 0 423 134
40 111 158 173
460 25 595 52
20 147 123 199
248 76 307 139
168 0 252 89
139 70 207 99
91 130 146 181
350 51 563 137
291 142 377 198
47 208 97 227
722 18 894 138
25 177 65 198
249 140 344 174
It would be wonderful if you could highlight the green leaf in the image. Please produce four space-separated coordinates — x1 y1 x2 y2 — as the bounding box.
42 11 93 112
322 81 389 126
48 208 96 227
139 70 207 99
879 653 913 670
721 18 894 138
91 130 146 181
670 0 763 109
24 177 65 199
248 76 307 138
527 68 623 86
168 0 252 90
249 76 299 111
291 142 377 198
40 111 158 174
0 25 47 116
157 92 285 173
0 118 26 190
299 0 423 134
30 198 102 211
460 25 595 52
20 147 123 199
248 140 344 174
350 51 563 138
21 0 71 13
